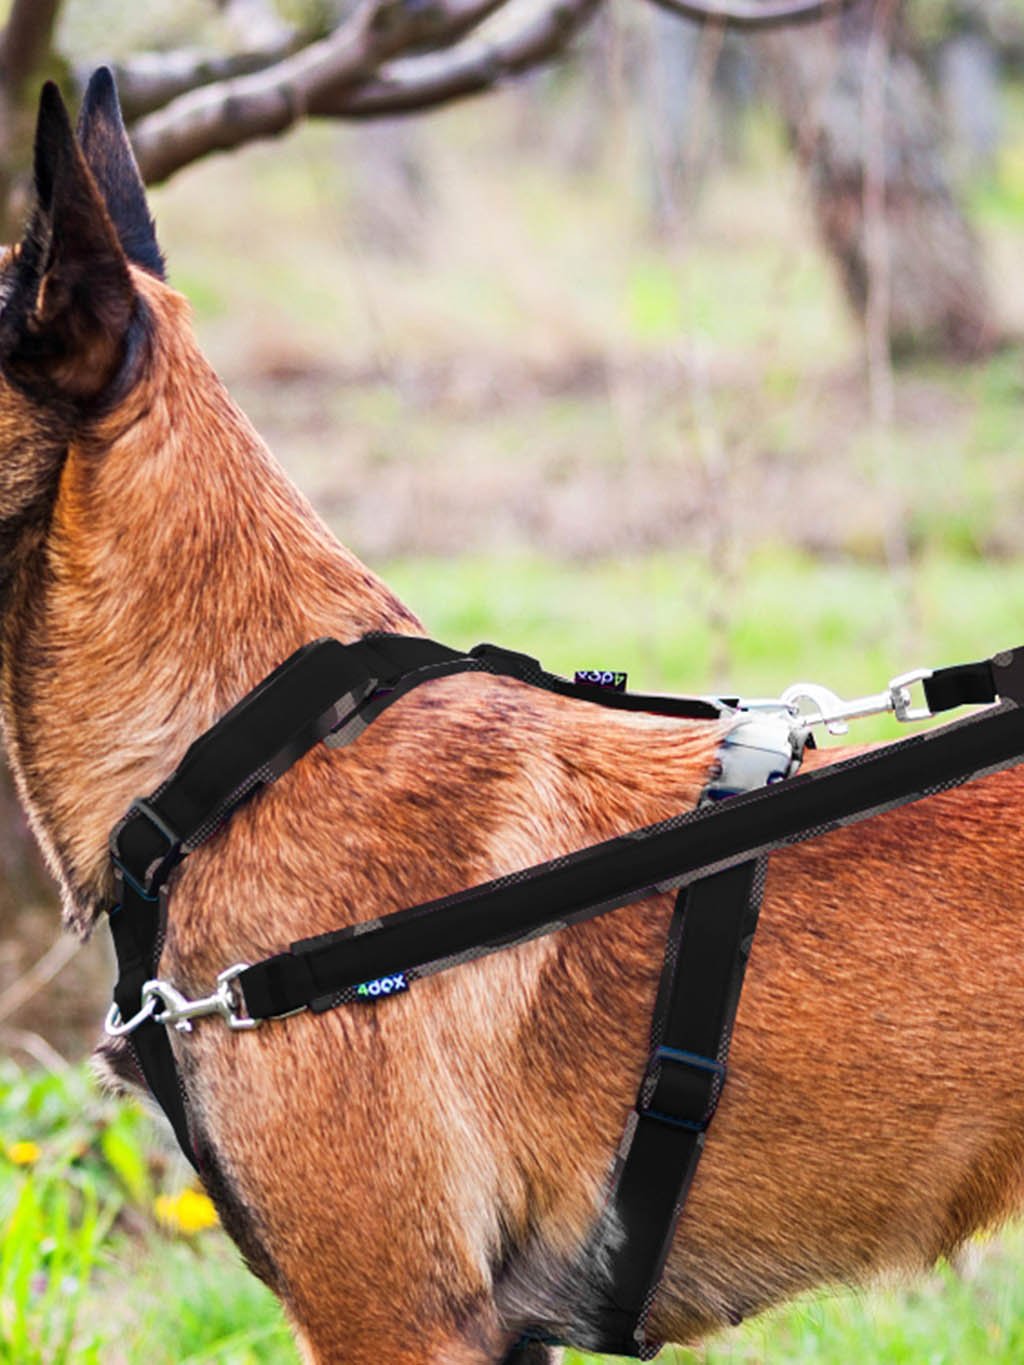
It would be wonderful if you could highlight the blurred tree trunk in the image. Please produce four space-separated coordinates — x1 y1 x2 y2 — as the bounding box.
0 0 65 238
762 2 996 360
0 746 51 914
938 2 1001 179
0 745 112 1059
644 10 703 234
347 120 430 257
642 16 755 236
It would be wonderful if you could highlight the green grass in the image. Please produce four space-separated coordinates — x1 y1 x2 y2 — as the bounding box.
0 1062 298 1364
7 1054 1024 1363
1 1171 109 1363
383 547 1024 743
95 1241 298 1365
569 1227 1024 1363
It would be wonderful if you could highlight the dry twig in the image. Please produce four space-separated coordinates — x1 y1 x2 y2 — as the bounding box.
0 930 81 1025
0 1025 68 1071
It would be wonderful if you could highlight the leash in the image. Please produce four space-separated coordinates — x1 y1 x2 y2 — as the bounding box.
102 634 1024 1355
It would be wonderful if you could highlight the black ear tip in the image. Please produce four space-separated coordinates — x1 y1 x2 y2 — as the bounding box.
34 80 75 206
38 80 71 124
81 66 120 122
75 65 164 280
79 67 131 148
36 80 74 141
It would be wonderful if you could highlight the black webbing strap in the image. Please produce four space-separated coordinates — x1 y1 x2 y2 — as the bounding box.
111 636 430 897
107 633 413 1170
359 641 728 733
238 645 1024 1021
590 859 765 1356
107 633 731 1168
924 657 998 714
108 883 198 1166
111 635 727 902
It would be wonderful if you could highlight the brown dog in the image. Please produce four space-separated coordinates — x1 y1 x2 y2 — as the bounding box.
3 72 1024 1365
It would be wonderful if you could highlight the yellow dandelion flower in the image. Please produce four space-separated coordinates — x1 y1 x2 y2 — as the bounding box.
6 1140 41 1166
154 1187 219 1235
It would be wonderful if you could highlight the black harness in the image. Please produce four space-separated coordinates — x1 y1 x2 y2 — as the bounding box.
104 633 1024 1357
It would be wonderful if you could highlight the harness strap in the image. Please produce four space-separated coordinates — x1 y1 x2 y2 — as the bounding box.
109 633 412 1171
111 635 727 901
111 636 419 898
107 634 733 1172
108 882 199 1166
592 859 766 1356
356 640 728 736
103 635 1024 1349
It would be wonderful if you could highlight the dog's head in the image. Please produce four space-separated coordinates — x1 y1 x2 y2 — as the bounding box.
0 69 161 597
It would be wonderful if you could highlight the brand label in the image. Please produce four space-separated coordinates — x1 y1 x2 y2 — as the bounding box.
355 973 409 1001
574 669 628 692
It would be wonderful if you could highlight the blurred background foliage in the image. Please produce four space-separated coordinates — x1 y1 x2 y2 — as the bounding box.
3 0 1024 1358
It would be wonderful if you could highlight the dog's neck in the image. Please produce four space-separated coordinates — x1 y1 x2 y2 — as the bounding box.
0 275 419 932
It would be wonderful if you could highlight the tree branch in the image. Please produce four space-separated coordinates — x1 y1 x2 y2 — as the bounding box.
125 0 863 183
130 0 510 183
94 36 305 123
328 0 600 119
644 0 861 33
0 0 62 100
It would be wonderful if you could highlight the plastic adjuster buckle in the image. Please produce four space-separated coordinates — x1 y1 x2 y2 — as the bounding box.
638 1045 726 1133
111 798 182 901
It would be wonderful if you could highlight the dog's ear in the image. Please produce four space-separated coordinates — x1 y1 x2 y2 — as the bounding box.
0 80 138 404
77 66 164 280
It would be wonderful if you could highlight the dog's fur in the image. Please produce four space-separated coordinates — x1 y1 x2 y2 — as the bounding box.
3 71 1024 1365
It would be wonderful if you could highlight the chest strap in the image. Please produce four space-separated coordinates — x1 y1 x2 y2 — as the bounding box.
587 859 767 1355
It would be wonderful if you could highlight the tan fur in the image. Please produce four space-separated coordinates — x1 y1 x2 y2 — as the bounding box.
4 81 1024 1365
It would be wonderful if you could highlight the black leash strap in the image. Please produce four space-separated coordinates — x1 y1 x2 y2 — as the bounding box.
591 859 766 1355
924 656 1002 713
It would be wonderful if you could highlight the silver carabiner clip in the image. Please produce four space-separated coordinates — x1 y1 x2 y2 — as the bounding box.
888 667 934 723
777 667 937 735
103 963 260 1038
104 993 158 1037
